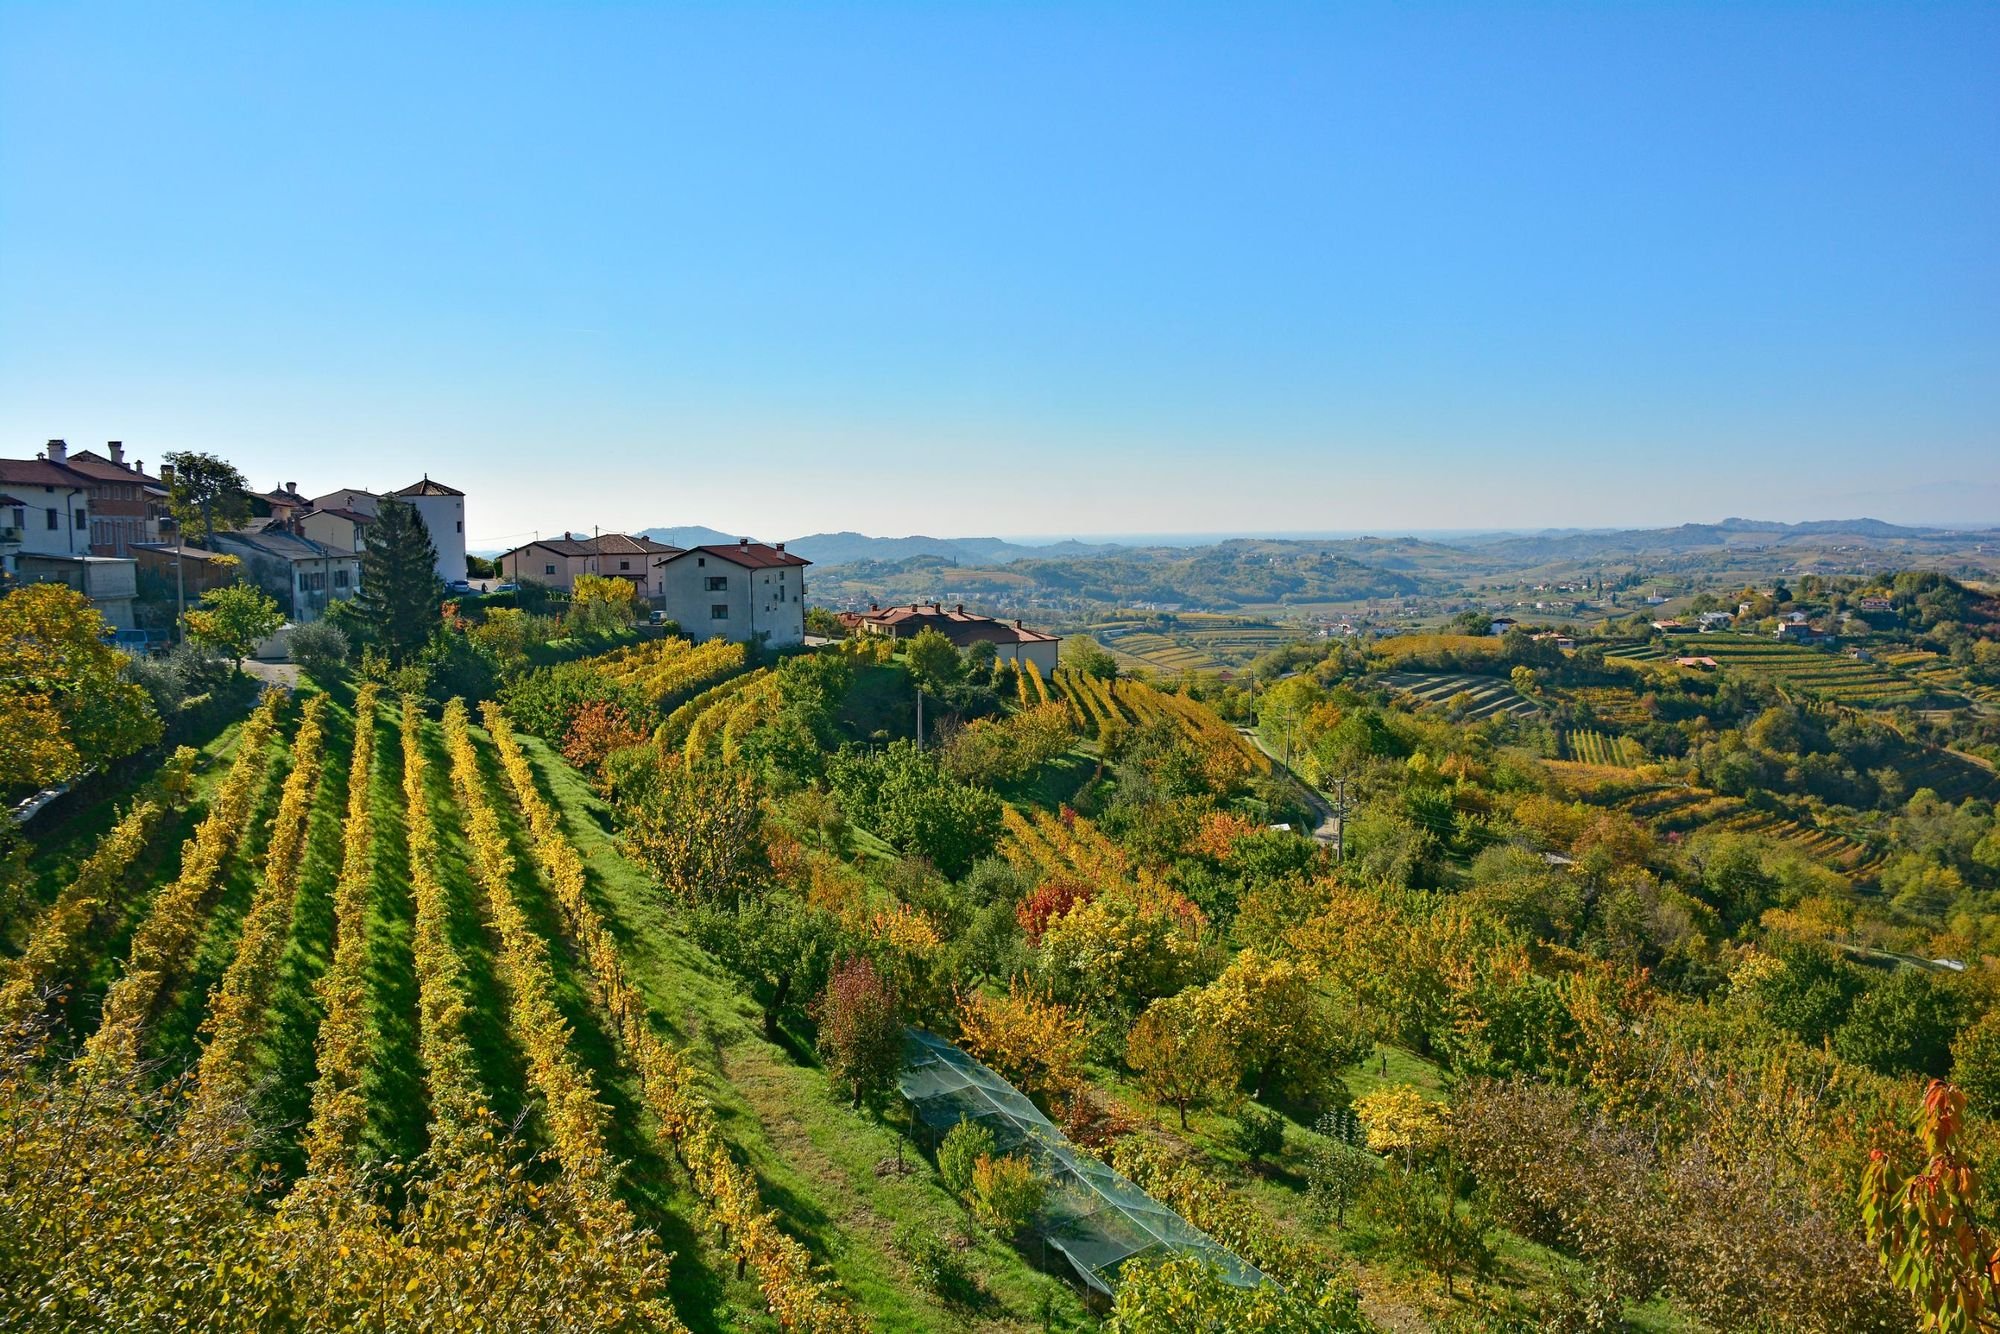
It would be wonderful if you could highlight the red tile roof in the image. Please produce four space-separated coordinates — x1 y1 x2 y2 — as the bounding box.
662 542 810 570
504 533 681 560
0 458 92 489
858 602 1058 645
62 449 165 488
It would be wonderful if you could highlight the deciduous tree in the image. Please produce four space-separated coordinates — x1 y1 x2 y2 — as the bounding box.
184 582 283 672
1125 994 1237 1129
162 449 249 545
815 956 904 1109
0 583 160 791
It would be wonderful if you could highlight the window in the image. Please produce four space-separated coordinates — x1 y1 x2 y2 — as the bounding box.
544 563 556 575
456 520 462 533
619 560 630 571
334 569 349 589
710 604 729 620
696 557 705 567
75 510 86 530
46 507 57 530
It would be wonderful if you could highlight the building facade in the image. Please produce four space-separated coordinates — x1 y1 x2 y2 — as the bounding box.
393 478 467 583
654 541 809 647
209 528 362 624
498 532 681 599
61 443 168 556
0 454 92 572
12 554 139 630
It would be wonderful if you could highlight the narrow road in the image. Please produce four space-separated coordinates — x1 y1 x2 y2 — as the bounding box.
1240 728 1341 846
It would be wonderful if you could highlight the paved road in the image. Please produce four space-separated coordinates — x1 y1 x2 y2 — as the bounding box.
1240 728 1341 845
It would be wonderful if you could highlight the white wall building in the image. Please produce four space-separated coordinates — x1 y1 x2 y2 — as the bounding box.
392 478 467 582
654 540 809 647
0 458 91 573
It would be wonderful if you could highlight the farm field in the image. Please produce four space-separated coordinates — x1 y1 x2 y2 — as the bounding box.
1379 671 1541 721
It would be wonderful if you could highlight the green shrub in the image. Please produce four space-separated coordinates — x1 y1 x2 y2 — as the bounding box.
937 1120 995 1198
1230 1105 1287 1162
893 1221 973 1300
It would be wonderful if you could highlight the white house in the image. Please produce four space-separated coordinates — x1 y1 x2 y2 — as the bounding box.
303 480 466 582
653 540 809 647
0 457 92 573
392 478 467 583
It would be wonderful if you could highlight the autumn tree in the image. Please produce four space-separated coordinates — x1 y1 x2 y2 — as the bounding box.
0 584 160 791
1126 994 1237 1128
568 572 640 636
1353 1085 1448 1168
815 956 905 1109
1862 1080 2000 1332
351 495 443 664
184 582 283 672
969 1152 1044 1233
162 450 249 545
957 983 1087 1106
621 756 767 907
559 698 647 779
1186 950 1365 1100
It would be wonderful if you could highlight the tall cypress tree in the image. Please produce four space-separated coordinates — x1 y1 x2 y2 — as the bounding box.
353 496 443 664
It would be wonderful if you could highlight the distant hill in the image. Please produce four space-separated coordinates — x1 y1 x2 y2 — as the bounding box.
783 531 1124 567
634 525 770 550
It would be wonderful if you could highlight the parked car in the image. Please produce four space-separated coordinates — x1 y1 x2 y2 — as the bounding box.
493 582 518 594
446 579 473 594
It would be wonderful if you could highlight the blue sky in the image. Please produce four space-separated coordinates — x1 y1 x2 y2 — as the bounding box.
3 3 1995 544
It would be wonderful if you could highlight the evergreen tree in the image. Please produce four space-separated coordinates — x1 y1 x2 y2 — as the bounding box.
352 496 443 664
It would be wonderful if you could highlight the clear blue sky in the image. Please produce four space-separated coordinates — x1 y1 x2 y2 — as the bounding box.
3 2 1995 544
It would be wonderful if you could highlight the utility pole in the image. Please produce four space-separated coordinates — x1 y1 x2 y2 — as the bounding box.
915 686 925 749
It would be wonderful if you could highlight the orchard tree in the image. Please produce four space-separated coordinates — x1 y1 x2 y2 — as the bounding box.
184 582 283 673
621 757 766 906
1951 1010 2000 1117
352 496 443 664
162 450 250 545
815 956 905 1109
1125 995 1237 1129
958 983 1087 1106
0 583 160 791
903 627 963 697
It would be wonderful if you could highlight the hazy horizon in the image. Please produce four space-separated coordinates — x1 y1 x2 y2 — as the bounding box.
4 3 1995 543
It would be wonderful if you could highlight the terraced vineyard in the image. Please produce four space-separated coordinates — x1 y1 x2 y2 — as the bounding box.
1562 727 1645 767
1564 685 1652 726
1379 671 1541 721
1090 616 1304 675
1046 670 1271 774
1596 781 1882 873
1657 634 1937 707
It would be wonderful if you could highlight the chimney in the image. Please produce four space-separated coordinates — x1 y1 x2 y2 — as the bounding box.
775 542 785 552
869 602 878 612
159 463 176 487
739 536 749 547
133 460 143 476
44 438 66 463
107 440 124 465
1014 619 1023 629
285 482 296 495
955 603 964 614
